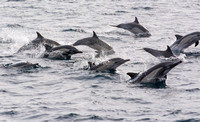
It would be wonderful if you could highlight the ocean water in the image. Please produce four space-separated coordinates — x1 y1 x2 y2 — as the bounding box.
0 0 200 121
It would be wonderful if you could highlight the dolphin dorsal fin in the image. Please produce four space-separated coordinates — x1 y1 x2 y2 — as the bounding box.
36 32 44 39
195 41 199 47
44 44 53 52
127 72 139 79
93 31 98 39
134 17 139 24
166 45 174 55
175 34 183 40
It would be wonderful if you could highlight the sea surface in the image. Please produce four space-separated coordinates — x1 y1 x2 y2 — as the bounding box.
0 0 200 121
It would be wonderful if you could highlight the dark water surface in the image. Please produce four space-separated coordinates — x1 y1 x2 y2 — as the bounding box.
0 0 200 121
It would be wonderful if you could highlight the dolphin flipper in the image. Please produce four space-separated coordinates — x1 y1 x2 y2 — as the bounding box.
195 41 199 47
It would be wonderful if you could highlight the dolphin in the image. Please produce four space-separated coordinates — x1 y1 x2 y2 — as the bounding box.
143 32 200 58
127 60 182 87
42 44 83 60
111 17 151 37
17 32 60 53
143 46 175 58
170 32 200 55
88 58 130 72
73 31 115 57
3 62 40 69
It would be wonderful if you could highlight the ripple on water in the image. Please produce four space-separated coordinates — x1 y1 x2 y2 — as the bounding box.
62 28 86 33
185 88 200 92
132 7 154 10
55 113 124 121
6 24 24 28
55 113 80 120
175 118 200 122
1 110 18 116
7 0 25 2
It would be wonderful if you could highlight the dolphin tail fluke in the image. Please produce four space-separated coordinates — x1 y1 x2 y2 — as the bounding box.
127 72 139 79
195 41 199 47
88 62 96 69
36 32 44 39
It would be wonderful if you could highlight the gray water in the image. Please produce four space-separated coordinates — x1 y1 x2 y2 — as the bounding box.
0 0 200 121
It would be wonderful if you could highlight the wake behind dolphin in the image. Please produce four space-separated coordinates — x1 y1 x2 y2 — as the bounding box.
17 32 60 53
73 31 115 57
111 17 151 37
127 60 182 88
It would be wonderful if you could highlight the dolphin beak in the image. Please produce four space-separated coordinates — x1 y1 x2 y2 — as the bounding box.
78 51 83 53
121 59 130 64
168 60 182 69
110 25 118 27
174 60 182 66
124 59 130 62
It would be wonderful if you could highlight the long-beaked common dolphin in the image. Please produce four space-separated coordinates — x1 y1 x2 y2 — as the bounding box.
127 60 182 87
2 62 40 69
17 32 60 53
42 44 82 60
73 31 115 57
170 32 200 55
143 32 200 58
88 58 130 72
111 17 151 37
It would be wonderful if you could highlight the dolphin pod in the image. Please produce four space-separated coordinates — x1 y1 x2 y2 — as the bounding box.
3 16 198 88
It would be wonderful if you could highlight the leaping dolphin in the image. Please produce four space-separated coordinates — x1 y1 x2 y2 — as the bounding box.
143 32 200 58
111 17 151 37
143 46 175 58
170 32 200 55
88 58 130 72
73 31 115 57
17 32 60 53
42 44 82 60
127 60 182 87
